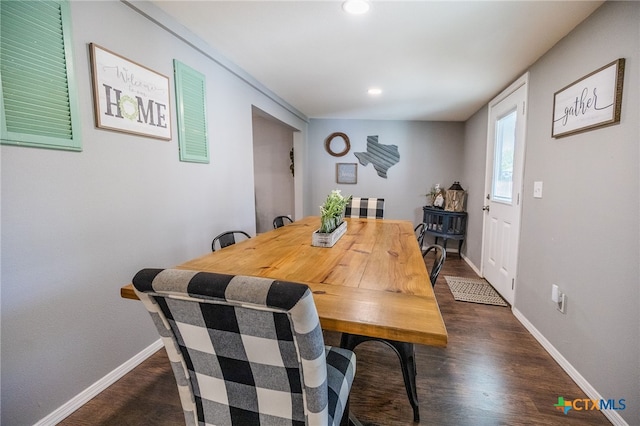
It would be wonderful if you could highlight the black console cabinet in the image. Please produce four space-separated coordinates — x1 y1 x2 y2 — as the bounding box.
422 206 467 257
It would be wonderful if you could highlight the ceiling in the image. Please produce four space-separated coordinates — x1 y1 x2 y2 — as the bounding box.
149 1 603 122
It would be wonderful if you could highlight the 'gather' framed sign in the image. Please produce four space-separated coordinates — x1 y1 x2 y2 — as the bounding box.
89 43 171 140
552 58 625 138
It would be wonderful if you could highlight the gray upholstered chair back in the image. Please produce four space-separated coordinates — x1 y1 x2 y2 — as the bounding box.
133 268 356 426
344 197 385 219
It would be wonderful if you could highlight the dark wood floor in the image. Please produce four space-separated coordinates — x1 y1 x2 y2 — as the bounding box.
61 254 609 425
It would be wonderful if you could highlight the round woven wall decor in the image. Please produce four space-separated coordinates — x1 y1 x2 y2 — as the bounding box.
324 132 350 157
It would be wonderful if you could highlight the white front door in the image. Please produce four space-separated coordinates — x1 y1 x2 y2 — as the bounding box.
482 74 528 305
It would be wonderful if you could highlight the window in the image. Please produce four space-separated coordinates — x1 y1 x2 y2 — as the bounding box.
1 0 81 151
173 60 209 163
492 109 517 203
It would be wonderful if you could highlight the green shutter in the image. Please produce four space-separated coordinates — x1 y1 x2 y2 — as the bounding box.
174 60 209 163
0 0 81 151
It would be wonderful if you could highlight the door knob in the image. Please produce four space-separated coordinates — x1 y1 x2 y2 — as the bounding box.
482 205 490 212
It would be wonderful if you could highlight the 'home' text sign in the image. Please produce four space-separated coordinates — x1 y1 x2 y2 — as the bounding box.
90 43 171 140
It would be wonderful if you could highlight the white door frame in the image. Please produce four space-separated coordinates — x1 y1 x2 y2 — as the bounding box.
480 72 529 305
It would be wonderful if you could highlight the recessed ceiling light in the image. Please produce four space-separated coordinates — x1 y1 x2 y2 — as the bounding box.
342 0 370 15
368 88 382 96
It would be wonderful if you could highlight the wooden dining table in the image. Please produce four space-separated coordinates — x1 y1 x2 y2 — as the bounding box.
121 216 447 348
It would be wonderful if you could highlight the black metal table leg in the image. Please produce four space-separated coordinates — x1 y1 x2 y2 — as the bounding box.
341 333 420 422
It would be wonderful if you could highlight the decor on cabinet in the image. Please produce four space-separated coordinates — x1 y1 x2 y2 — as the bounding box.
336 163 357 184
354 135 400 178
428 184 445 209
324 132 350 157
90 43 171 140
445 181 466 212
312 190 351 247
552 58 625 138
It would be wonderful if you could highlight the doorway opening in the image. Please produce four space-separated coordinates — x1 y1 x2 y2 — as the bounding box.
251 107 297 233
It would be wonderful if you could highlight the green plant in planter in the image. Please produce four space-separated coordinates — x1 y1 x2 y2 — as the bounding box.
319 190 352 234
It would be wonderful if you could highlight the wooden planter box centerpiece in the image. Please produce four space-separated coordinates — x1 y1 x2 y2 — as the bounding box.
312 190 351 248
312 220 347 248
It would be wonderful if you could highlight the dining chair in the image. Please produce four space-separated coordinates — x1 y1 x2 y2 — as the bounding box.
211 230 251 251
132 268 356 426
272 215 293 229
340 244 447 423
344 197 385 219
422 244 446 287
414 222 426 250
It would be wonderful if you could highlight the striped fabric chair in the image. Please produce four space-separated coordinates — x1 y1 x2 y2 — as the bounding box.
344 197 385 219
133 268 356 426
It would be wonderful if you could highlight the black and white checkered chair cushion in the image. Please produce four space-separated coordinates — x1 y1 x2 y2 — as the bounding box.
133 268 356 426
344 197 385 219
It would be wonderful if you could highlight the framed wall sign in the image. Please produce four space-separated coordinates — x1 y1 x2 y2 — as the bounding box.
89 43 171 140
552 58 625 138
336 163 357 184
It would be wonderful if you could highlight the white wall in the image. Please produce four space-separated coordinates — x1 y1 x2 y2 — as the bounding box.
306 119 465 225
517 2 639 423
0 2 307 424
463 2 638 423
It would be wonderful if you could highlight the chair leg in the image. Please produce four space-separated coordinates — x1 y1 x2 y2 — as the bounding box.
340 333 420 422
340 397 350 426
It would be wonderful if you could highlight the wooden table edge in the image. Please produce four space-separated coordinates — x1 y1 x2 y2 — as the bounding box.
121 283 137 300
120 283 447 347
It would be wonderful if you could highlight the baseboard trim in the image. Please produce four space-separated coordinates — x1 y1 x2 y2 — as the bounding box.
34 305 629 425
34 339 163 426
512 308 627 426
460 252 482 276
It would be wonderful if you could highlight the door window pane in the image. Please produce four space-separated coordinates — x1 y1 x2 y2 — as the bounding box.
492 109 517 203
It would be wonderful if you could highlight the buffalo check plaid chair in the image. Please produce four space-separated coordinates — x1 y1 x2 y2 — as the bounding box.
132 268 356 426
344 197 384 219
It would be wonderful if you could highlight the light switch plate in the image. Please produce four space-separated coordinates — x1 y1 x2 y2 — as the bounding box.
533 181 543 198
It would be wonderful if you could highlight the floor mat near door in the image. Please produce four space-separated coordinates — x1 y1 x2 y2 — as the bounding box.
444 276 508 307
